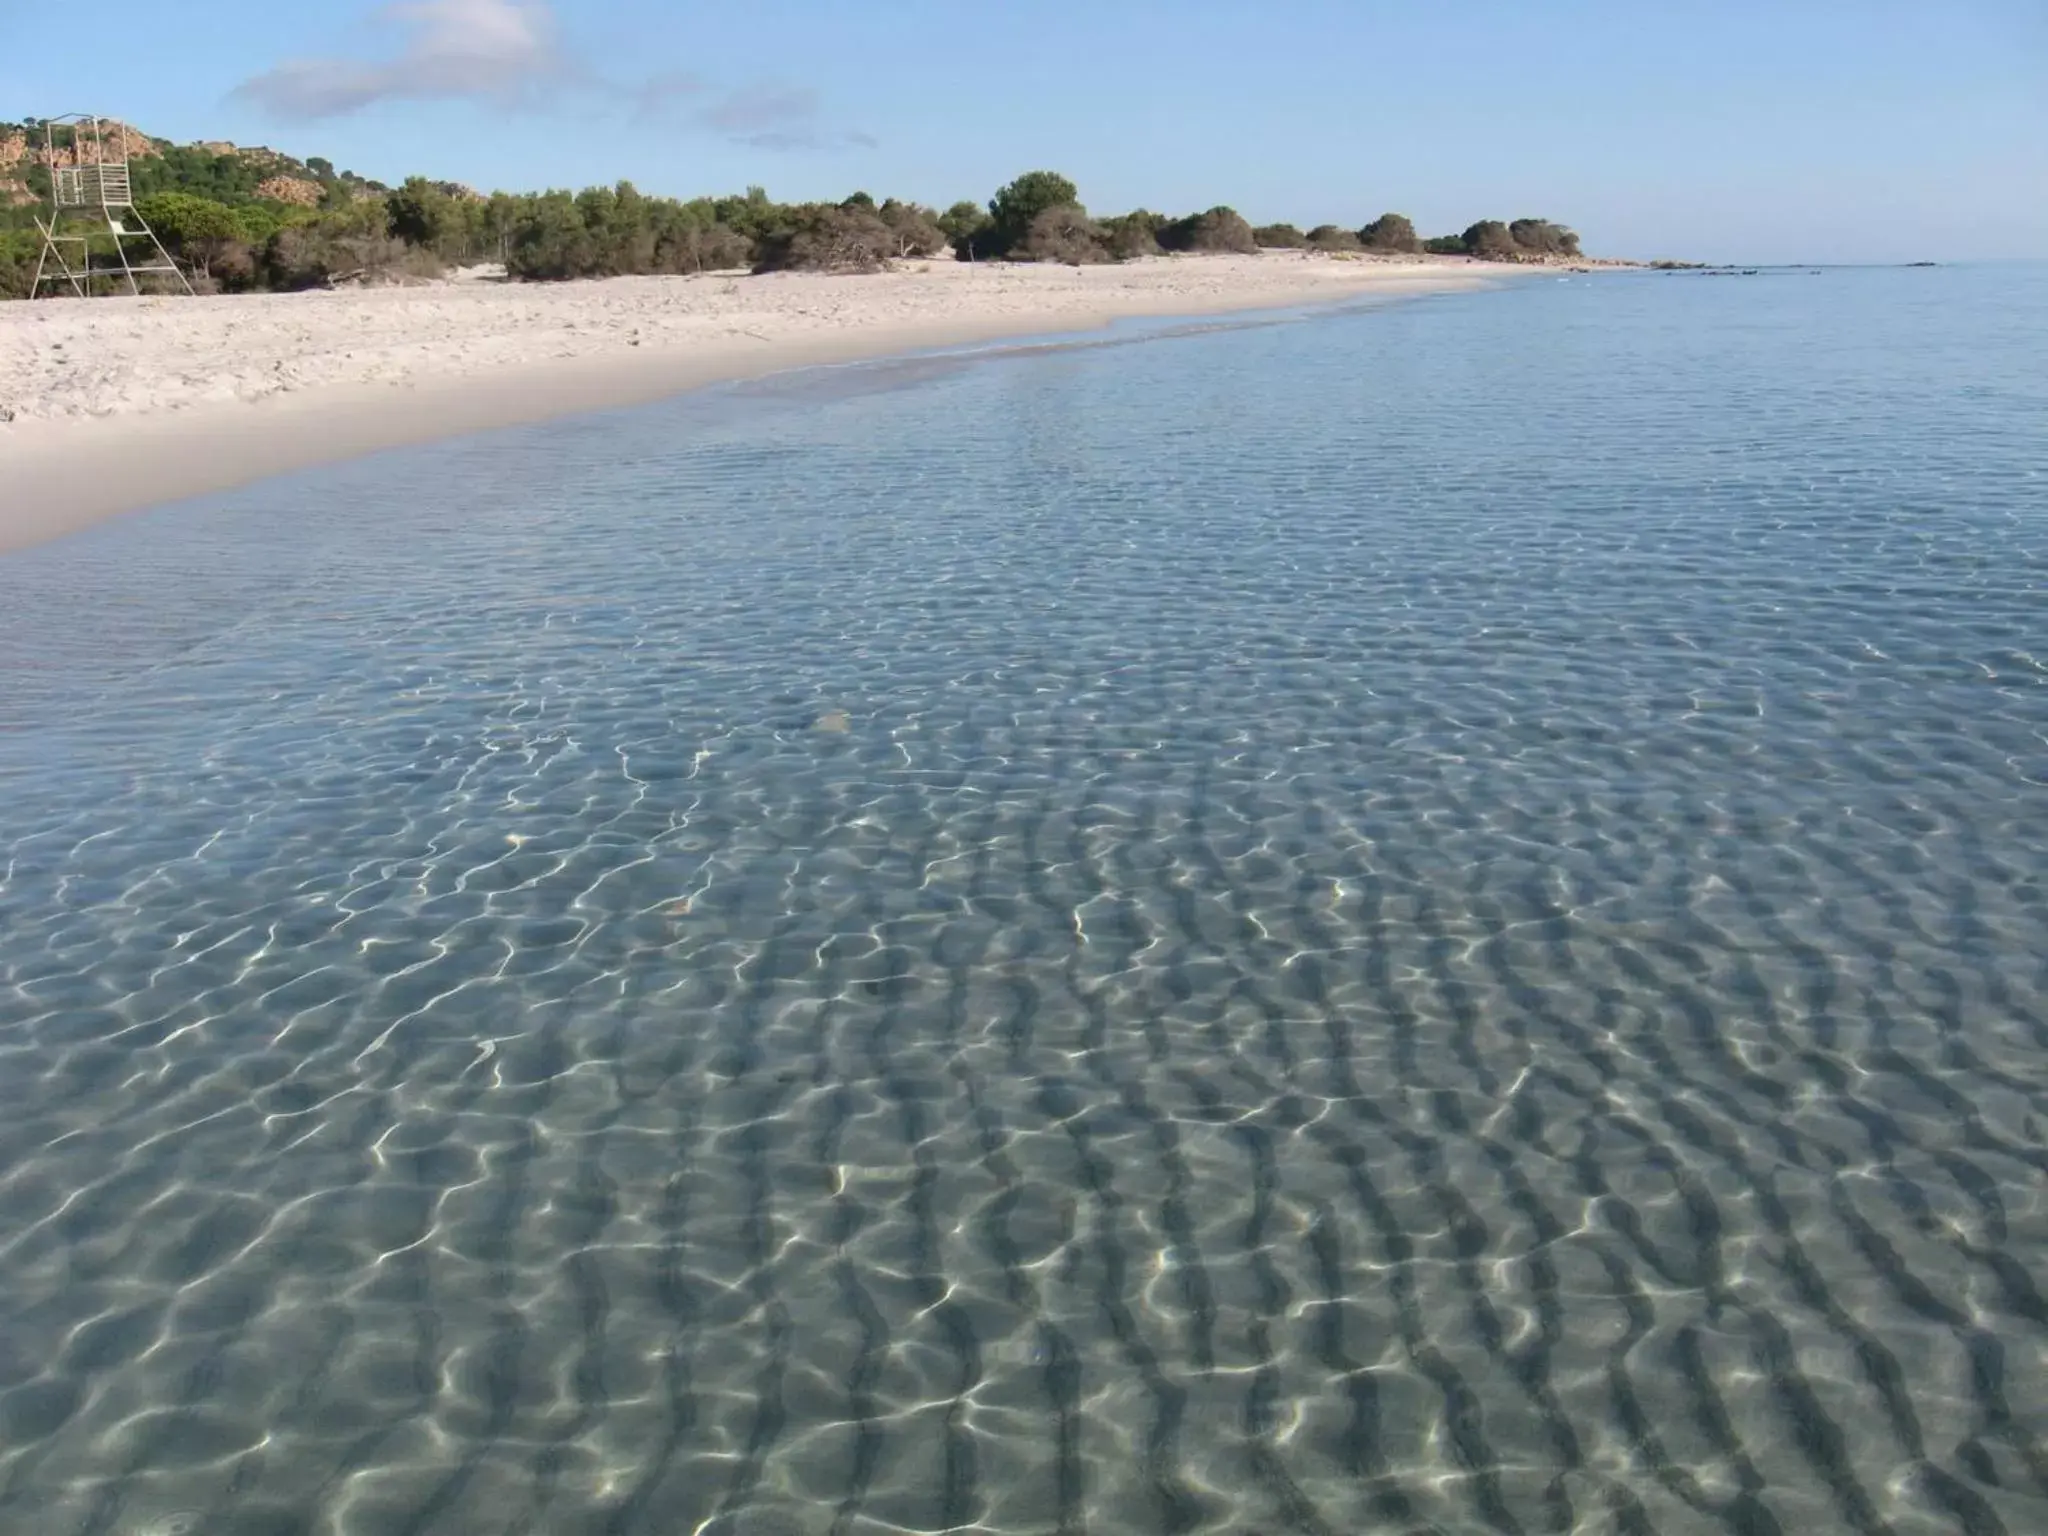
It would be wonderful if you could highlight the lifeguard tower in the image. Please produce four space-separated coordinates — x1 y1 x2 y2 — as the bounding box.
32 114 192 298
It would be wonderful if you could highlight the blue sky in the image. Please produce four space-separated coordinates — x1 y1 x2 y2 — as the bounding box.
6 0 2044 263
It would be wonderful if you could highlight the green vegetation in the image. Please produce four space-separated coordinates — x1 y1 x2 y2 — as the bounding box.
753 200 947 274
1021 205 1105 265
1406 215 1580 260
1159 206 1259 255
131 193 244 278
874 200 949 261
1507 218 1579 257
980 171 1081 258
1431 217 1580 261
266 196 441 290
0 116 1590 297
1101 211 1167 260
1360 212 1421 253
0 229 34 298
1461 220 1519 260
1 116 397 295
937 200 989 252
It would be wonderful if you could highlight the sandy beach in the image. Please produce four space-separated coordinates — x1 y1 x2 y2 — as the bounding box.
0 253 1505 553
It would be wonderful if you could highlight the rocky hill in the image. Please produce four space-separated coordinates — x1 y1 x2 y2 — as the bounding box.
0 118 388 212
1 120 155 203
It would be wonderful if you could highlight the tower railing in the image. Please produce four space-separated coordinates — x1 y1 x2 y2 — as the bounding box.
32 113 193 298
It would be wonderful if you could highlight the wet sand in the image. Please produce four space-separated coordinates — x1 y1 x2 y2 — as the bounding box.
0 255 1507 552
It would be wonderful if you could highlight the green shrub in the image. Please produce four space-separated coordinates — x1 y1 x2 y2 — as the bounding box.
385 176 463 250
1021 205 1105 264
0 229 37 300
266 202 441 289
1509 218 1581 256
230 203 306 247
752 204 897 273
1462 220 1518 260
879 200 951 259
1360 212 1421 253
134 192 242 276
1100 211 1166 260
657 222 752 274
504 194 596 281
936 200 990 258
1159 206 1258 255
985 170 1081 257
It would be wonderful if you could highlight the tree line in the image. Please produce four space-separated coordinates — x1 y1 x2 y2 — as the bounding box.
0 147 1580 298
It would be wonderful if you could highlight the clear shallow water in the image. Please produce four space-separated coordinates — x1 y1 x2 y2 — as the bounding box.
1 265 2045 1536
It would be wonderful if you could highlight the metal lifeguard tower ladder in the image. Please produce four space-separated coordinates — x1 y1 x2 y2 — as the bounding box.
32 114 192 298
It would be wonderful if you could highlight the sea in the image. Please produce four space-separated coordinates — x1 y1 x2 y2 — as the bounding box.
0 263 2043 1536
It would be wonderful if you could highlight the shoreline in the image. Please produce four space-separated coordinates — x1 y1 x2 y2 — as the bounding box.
1 256 1525 554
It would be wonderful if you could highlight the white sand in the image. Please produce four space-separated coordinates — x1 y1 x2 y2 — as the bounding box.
0 254 1504 552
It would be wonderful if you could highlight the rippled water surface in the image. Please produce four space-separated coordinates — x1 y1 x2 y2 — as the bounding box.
3 265 2046 1535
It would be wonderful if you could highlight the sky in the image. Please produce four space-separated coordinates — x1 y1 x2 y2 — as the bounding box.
4 0 2044 264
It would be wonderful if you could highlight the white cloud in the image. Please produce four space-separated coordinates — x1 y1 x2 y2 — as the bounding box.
647 81 876 152
235 0 568 119
629 69 706 120
695 85 820 136
235 1 875 151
